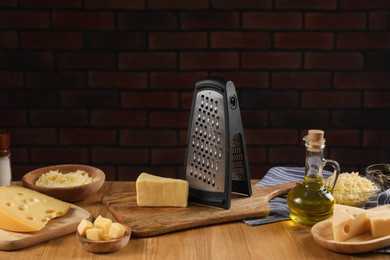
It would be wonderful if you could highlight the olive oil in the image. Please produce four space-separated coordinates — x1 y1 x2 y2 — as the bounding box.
287 130 340 226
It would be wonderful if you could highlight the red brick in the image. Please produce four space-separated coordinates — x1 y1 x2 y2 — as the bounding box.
363 130 390 147
0 11 49 29
150 72 207 89
270 110 329 128
57 52 115 69
364 91 390 108
180 92 194 110
242 51 301 69
302 91 361 108
180 51 239 70
304 52 363 69
21 32 83 49
97 166 116 181
330 148 386 165
369 11 390 30
340 0 390 9
119 52 176 70
331 110 385 128
247 147 267 163
92 147 149 164
20 0 82 8
211 72 269 88
334 72 390 89
53 11 114 30
149 0 207 9
61 90 118 108
0 90 57 107
240 90 299 108
91 110 147 127
272 72 331 89
85 0 144 9
86 32 145 50
305 13 366 30
89 72 147 88
117 12 177 30
181 11 240 30
366 51 390 69
31 147 88 164
0 51 53 69
149 32 208 50
243 12 302 30
275 0 337 9
60 129 117 145
0 31 18 49
10 147 28 164
337 32 390 49
269 147 303 164
241 110 269 128
26 71 85 87
118 166 178 180
245 129 298 145
9 128 57 145
0 0 17 7
30 109 88 126
121 91 179 109
274 32 334 49
325 130 361 147
213 0 272 9
149 111 189 128
211 32 271 49
120 130 178 146
249 165 274 180
0 71 23 87
0 110 26 126
151 148 185 164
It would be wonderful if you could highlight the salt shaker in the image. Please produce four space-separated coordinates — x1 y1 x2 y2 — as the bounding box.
0 131 12 186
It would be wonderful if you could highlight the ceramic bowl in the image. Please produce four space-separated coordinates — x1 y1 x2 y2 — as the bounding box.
76 231 131 254
22 164 105 202
365 163 390 190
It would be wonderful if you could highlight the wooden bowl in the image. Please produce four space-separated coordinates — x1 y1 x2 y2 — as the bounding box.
22 164 105 202
76 231 131 254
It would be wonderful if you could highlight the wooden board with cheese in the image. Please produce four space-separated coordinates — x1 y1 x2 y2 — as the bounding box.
102 182 296 237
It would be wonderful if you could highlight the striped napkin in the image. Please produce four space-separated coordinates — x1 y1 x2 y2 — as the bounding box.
243 166 390 253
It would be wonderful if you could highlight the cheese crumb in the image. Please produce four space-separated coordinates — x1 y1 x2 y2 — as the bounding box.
35 170 98 187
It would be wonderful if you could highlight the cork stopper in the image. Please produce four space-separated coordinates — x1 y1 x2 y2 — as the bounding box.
0 131 10 157
305 129 325 152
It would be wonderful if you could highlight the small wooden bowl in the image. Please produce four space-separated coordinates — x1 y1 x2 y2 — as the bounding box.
76 231 131 254
22 164 105 202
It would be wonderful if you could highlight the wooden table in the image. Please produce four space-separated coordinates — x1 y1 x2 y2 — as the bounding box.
0 182 387 260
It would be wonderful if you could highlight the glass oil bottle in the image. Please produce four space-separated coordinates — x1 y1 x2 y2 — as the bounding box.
287 129 340 226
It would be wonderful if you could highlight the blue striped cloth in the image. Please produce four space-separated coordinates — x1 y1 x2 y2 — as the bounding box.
243 167 390 253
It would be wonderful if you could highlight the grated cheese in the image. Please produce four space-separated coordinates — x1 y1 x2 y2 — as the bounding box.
35 170 98 187
326 172 379 206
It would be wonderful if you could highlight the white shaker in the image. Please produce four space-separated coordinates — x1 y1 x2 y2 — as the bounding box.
0 131 11 186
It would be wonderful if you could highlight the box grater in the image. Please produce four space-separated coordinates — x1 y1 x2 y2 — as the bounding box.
183 77 252 209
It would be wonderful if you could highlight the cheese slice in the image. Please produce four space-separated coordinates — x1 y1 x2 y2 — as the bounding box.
0 185 71 232
332 204 369 241
136 172 189 207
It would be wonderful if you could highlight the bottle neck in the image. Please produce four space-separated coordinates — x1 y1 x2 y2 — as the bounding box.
0 149 10 157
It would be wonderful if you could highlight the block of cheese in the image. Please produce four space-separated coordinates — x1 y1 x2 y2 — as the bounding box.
94 215 112 234
86 227 103 241
136 172 189 207
369 215 390 238
332 204 369 242
109 222 127 239
77 219 94 236
0 185 71 232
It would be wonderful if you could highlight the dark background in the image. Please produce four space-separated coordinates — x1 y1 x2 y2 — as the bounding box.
0 0 389 181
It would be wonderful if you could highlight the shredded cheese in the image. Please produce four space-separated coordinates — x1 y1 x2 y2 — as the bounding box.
35 170 98 187
326 172 379 206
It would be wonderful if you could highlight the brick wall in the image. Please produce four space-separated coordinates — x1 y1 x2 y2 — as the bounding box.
0 0 389 181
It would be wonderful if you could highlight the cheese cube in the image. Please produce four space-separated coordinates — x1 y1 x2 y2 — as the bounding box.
369 215 390 238
77 219 93 236
0 185 70 232
86 227 103 241
108 222 126 239
332 204 369 242
93 215 112 234
136 172 189 207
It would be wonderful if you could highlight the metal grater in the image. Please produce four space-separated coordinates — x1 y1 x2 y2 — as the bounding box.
183 77 252 209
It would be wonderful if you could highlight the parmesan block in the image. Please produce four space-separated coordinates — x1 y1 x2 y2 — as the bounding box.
94 215 112 234
86 227 103 241
369 215 390 238
0 185 71 232
332 204 369 242
136 172 189 207
108 222 127 239
77 219 94 236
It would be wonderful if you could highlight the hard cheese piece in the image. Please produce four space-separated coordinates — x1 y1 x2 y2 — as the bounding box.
77 219 94 236
369 215 390 238
332 204 369 242
86 227 103 241
94 215 112 234
0 185 71 232
108 222 126 239
136 172 189 207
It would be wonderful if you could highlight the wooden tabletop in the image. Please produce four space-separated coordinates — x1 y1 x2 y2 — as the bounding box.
0 182 388 260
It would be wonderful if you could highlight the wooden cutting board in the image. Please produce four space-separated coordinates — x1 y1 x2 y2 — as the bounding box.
0 204 90 251
103 182 296 237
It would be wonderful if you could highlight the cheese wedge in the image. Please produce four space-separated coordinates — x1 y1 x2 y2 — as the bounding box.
136 172 189 207
369 214 390 238
332 204 369 242
0 185 71 232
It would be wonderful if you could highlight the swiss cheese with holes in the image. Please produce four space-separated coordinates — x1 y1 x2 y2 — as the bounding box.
0 185 70 232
